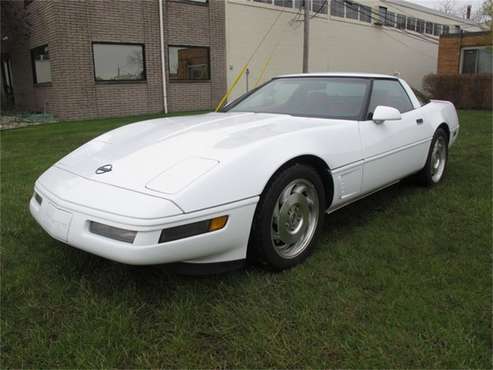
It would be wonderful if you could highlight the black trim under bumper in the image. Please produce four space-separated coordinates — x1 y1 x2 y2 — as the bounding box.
169 259 246 276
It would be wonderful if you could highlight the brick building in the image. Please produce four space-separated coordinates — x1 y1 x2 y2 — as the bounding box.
2 0 226 119
2 0 486 120
437 31 493 75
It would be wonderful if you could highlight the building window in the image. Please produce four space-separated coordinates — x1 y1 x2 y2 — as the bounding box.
406 17 416 31
168 46 210 81
442 25 450 35
425 21 433 34
385 11 396 27
312 0 328 14
433 23 442 36
273 0 293 8
345 1 359 20
330 0 344 17
359 4 371 23
31 44 52 84
416 19 425 33
92 43 145 82
454 25 461 33
378 6 387 24
461 48 493 74
396 14 406 29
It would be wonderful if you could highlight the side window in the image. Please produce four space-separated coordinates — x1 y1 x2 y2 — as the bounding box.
412 88 430 106
367 80 414 118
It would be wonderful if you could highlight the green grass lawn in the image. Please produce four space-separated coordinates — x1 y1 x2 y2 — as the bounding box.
1 110 491 368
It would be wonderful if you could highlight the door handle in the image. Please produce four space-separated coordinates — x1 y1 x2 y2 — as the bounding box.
416 118 424 124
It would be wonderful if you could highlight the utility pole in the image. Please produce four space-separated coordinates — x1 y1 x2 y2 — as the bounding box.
302 0 310 73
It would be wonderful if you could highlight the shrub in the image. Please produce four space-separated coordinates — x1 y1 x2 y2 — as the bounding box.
423 74 492 110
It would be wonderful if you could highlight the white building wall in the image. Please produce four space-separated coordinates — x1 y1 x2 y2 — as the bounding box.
225 0 482 100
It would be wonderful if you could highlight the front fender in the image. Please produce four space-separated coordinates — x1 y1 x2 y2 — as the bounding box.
172 124 360 213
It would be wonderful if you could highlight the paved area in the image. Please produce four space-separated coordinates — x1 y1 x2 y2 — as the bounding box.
0 113 57 130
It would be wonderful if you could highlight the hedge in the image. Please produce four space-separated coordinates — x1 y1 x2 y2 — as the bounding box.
423 73 492 110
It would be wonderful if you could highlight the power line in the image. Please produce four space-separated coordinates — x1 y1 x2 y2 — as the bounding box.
312 0 328 18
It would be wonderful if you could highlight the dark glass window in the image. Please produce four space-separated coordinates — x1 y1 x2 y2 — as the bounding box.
345 1 359 19
368 80 414 116
93 43 145 82
378 6 387 24
412 88 430 106
406 17 417 31
31 44 51 84
168 46 210 81
425 22 433 34
433 23 442 36
385 11 396 27
273 0 292 7
330 0 344 17
228 77 371 120
416 19 425 33
359 5 372 23
396 14 406 29
462 48 493 74
442 25 450 35
312 0 328 14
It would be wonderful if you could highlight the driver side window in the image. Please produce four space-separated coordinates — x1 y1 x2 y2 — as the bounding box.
367 80 414 119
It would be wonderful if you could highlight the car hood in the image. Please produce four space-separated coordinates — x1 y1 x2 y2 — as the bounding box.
55 112 334 200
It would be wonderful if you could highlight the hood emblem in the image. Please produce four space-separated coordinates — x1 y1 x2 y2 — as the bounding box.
95 164 112 174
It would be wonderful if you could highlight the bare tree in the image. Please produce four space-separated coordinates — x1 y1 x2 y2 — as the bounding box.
436 0 492 25
1 0 31 44
437 0 459 15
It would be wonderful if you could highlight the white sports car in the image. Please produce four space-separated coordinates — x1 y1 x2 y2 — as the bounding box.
30 73 459 273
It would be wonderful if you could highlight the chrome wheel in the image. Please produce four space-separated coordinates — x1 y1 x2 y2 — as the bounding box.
431 135 447 183
271 179 319 259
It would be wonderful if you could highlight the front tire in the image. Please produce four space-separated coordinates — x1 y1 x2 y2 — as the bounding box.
249 164 326 270
417 127 449 186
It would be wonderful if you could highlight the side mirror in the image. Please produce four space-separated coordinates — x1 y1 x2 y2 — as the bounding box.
372 106 402 124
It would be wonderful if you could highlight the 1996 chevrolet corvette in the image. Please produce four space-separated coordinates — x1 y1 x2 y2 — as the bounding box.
30 73 459 272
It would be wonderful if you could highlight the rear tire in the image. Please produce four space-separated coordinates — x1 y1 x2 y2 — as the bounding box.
249 164 326 271
417 127 448 186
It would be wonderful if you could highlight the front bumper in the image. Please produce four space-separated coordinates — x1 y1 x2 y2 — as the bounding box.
30 184 258 266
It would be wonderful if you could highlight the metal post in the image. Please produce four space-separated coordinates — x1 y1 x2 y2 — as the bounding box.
302 0 310 73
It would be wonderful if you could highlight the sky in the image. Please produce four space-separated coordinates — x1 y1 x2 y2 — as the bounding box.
408 0 485 13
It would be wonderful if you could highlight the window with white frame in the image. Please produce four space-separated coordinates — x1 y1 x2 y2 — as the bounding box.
433 23 442 36
406 17 417 31
345 1 359 20
359 4 372 23
396 14 406 29
385 11 396 27
461 47 493 74
425 21 433 34
312 0 328 14
330 0 345 17
31 44 52 84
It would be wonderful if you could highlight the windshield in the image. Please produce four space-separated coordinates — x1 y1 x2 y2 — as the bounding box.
226 77 371 120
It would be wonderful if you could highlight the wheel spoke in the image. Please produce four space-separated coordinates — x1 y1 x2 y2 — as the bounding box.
270 178 320 259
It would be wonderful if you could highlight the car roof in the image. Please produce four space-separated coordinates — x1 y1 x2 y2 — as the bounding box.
276 72 399 79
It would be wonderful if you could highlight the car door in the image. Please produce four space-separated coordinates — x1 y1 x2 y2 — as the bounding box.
359 79 430 193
